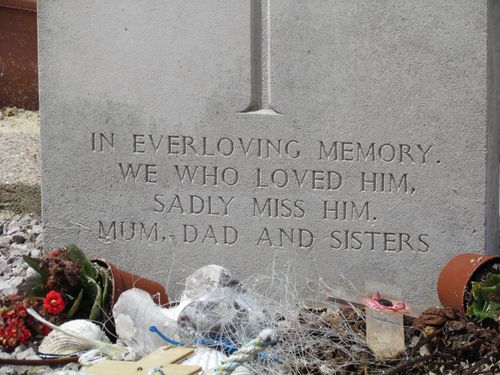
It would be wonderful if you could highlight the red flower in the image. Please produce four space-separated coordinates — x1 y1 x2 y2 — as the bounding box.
20 329 31 344
49 248 62 257
5 326 16 338
16 305 27 318
41 324 52 336
0 296 40 349
43 291 65 315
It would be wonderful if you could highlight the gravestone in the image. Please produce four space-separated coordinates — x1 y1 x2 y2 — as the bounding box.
39 0 500 306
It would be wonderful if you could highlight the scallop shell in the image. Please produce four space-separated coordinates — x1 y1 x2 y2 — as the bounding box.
38 319 110 355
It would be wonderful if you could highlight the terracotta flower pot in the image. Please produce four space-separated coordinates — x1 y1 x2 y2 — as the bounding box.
437 253 500 315
91 258 169 337
91 258 169 308
0 0 38 110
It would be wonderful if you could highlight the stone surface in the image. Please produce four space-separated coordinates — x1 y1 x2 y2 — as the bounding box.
39 0 499 306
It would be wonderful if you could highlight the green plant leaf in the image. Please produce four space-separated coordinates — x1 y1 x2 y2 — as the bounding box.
31 286 46 297
467 272 500 324
66 244 100 281
22 255 40 271
22 255 48 282
467 301 497 322
99 268 110 308
81 260 99 280
65 244 87 263
484 273 500 286
19 273 44 297
85 277 103 321
66 288 84 319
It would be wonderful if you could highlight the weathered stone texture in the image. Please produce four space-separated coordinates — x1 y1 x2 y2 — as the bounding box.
39 0 499 305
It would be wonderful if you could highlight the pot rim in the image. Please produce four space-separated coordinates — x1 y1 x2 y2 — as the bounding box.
437 253 500 314
90 257 169 306
0 0 36 12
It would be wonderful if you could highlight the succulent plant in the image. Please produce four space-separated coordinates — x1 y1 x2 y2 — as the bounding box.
23 245 111 322
466 272 500 324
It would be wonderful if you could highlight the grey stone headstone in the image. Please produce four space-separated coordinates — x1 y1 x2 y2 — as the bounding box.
39 0 500 306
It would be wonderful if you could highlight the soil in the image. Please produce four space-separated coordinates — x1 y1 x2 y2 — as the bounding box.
404 307 500 374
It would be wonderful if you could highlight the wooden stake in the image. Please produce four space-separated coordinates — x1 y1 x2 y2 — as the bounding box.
364 282 405 360
326 282 426 359
84 346 201 375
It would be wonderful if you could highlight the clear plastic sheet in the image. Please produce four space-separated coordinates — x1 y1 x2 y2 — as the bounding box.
112 288 178 354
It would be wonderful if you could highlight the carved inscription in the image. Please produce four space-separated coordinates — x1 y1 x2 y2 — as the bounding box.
91 132 433 254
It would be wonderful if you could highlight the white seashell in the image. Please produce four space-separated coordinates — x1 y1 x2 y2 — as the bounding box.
39 319 109 355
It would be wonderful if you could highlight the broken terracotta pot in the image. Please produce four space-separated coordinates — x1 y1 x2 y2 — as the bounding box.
91 258 168 336
0 0 38 109
91 258 169 307
437 253 500 315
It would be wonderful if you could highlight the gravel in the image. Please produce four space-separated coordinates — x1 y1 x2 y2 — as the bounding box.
0 214 42 299
0 214 70 374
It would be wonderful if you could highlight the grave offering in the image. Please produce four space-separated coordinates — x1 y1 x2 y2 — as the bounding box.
39 0 500 306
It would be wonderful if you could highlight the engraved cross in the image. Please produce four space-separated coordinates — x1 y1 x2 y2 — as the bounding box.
240 0 281 115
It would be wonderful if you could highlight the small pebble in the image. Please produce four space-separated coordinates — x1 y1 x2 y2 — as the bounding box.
0 351 12 359
0 367 16 375
3 107 19 117
14 346 38 360
6 225 21 235
35 233 44 249
25 267 38 279
7 276 24 288
0 236 11 248
1 266 13 276
8 245 30 259
11 234 26 244
19 214 33 226
31 225 42 234
11 258 28 269
11 265 27 276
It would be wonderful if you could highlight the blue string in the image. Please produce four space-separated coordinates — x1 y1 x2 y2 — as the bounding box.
149 326 277 361
149 326 186 347
194 337 239 354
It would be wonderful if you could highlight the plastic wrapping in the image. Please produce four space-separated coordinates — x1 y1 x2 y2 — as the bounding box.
112 288 178 354
178 267 270 346
182 265 241 301
113 265 270 363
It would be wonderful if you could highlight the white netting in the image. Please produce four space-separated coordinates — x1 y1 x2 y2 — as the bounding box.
173 266 384 374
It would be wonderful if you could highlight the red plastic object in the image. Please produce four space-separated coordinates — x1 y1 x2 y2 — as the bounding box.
0 0 38 109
